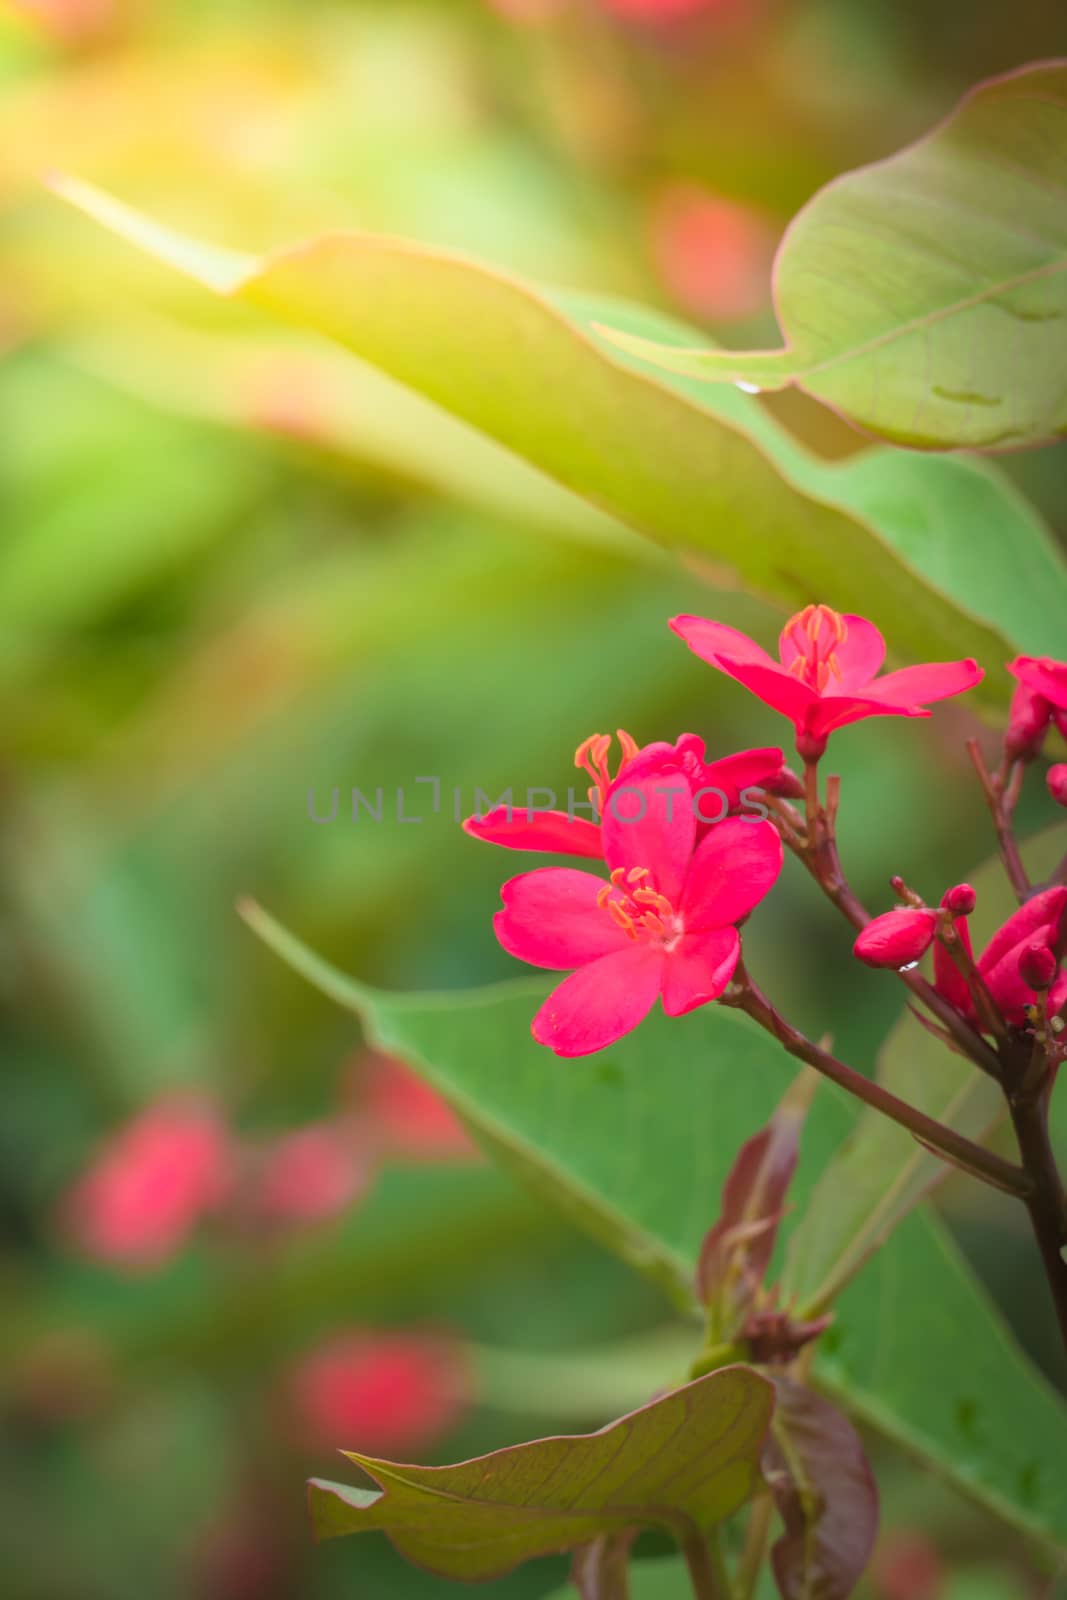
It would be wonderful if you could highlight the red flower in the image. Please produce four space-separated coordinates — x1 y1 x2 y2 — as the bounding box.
464 731 783 857
649 184 775 323
360 1055 477 1162
934 886 1067 1028
1010 656 1067 743
288 1331 469 1456
493 772 782 1056
671 604 983 759
61 1097 232 1269
251 1123 368 1227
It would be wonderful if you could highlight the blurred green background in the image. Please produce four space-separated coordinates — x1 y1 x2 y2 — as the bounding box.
1 1 1066 1596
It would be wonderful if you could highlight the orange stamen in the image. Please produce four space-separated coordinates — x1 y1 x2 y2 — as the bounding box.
597 867 679 946
781 603 849 694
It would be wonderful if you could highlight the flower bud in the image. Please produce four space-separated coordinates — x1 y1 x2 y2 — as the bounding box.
1005 683 1051 762
942 883 976 917
854 908 937 969
1048 765 1067 809
1018 942 1057 992
762 764 805 801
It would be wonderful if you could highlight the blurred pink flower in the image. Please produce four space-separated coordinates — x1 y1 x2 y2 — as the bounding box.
250 1123 369 1227
650 184 777 322
288 1331 470 1456
606 0 735 20
62 1096 232 1269
11 0 117 44
873 1531 945 1600
361 1055 477 1162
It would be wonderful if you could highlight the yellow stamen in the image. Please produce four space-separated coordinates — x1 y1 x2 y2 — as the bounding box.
781 604 849 693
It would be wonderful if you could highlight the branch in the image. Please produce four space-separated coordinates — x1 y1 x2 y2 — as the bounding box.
726 968 1030 1200
786 763 1003 1080
967 740 1030 904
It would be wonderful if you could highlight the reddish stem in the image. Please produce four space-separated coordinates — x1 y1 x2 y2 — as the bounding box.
728 969 1029 1199
967 741 1030 904
794 762 1002 1080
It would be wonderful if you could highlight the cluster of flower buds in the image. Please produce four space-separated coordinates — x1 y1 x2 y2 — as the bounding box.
855 883 1067 1030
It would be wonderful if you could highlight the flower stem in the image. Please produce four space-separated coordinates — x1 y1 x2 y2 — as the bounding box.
681 1529 732 1600
967 740 1030 904
727 970 1030 1199
1010 1088 1067 1353
789 762 1003 1079
737 1494 773 1600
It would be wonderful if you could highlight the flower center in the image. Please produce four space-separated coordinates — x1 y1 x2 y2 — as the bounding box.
782 603 849 693
597 866 681 945
574 729 639 813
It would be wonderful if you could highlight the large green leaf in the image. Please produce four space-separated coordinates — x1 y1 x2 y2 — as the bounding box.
310 1366 772 1580
597 62 1067 451
785 824 1066 1314
48 177 1067 702
243 904 1067 1557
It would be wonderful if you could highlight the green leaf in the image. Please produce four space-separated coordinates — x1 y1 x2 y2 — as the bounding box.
596 62 1067 451
48 177 1067 706
785 824 1067 1315
243 903 1067 1557
308 1365 773 1580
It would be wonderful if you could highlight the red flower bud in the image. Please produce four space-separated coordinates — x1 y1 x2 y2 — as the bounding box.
762 764 805 801
942 883 976 917
1018 942 1057 992
1048 765 1067 808
854 908 937 969
1005 683 1051 762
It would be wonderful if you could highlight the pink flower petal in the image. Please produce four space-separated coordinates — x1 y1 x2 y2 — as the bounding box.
982 924 1058 1023
1009 655 1067 713
495 869 629 970
532 944 665 1056
710 656 820 730
977 886 1067 976
1050 970 1067 1016
618 733 706 786
701 746 785 808
832 616 886 690
681 818 783 930
809 693 928 738
601 772 694 903
934 919 974 1014
661 928 740 1016
857 659 983 709
463 808 602 858
669 616 778 670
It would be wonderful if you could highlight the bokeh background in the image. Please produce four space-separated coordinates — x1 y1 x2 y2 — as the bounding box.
2 1 1066 1596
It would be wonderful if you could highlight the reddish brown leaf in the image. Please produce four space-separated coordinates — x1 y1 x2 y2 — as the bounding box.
697 1070 815 1322
762 1378 878 1600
